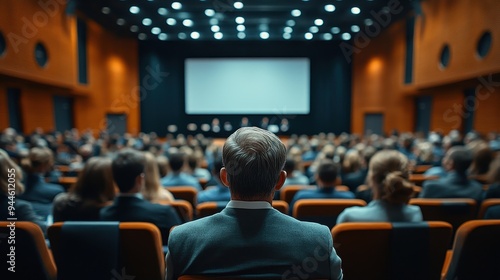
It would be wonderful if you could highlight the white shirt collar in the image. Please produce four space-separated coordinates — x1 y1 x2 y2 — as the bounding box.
226 200 273 209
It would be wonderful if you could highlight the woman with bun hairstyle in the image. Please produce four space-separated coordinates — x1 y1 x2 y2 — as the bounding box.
337 150 422 223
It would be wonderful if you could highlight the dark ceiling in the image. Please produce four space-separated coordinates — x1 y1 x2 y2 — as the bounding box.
77 0 415 41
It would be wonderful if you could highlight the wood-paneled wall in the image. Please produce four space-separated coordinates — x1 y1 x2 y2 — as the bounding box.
0 0 139 134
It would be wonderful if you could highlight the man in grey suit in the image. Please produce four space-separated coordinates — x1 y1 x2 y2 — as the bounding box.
166 127 343 279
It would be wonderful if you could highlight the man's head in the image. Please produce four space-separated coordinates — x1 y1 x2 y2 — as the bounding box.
112 149 145 193
221 127 286 200
315 160 339 187
169 153 185 173
283 158 296 178
443 146 473 175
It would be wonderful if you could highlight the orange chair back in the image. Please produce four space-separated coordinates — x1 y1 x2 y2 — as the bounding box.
280 185 314 204
165 186 198 207
271 200 289 214
157 199 194 222
196 201 228 218
293 199 366 228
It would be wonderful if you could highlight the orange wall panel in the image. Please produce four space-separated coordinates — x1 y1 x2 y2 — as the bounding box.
428 88 464 133
0 86 8 129
19 86 55 132
474 85 500 133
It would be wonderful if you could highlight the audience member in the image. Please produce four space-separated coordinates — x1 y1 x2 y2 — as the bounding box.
420 146 483 202
142 152 175 203
484 205 500 219
161 152 202 190
485 157 500 199
187 149 211 181
156 155 169 178
18 147 64 219
290 160 355 211
100 149 181 245
196 157 230 204
53 157 115 222
0 149 46 232
340 150 367 192
166 127 342 279
337 150 422 223
282 158 309 186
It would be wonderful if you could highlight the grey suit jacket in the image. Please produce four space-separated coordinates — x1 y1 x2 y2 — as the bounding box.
420 172 483 202
167 202 342 279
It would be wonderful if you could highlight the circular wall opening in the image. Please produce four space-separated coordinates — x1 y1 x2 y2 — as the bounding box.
439 44 451 69
34 42 49 67
476 31 492 59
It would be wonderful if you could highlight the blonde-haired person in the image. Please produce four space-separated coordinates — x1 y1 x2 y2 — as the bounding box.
53 157 115 222
18 147 64 219
0 149 46 231
337 150 422 223
142 152 174 203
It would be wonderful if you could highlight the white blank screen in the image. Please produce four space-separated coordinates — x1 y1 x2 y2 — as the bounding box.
185 58 310 114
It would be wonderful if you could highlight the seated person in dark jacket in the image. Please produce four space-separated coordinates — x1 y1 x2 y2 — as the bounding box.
196 157 230 204
0 149 46 233
100 149 181 245
161 153 202 190
484 205 500 219
420 146 483 202
290 159 355 212
485 157 500 199
18 147 64 219
340 150 367 192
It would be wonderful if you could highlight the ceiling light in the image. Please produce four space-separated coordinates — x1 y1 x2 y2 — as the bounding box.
351 25 360 32
364 19 374 26
171 2 182 10
130 25 138 32
325 4 336 12
183 19 193 27
158 33 168 40
260 32 270 39
209 18 218 25
331 27 340 34
166 18 176 25
237 25 245 32
116 18 126 25
323 33 333 40
205 9 215 16
291 9 301 17
342 32 351 40
129 6 140 14
158 8 168 16
214 32 223 40
138 33 147 40
142 18 152 26
286 20 295 26
191 32 200 39
351 7 361 14
178 33 187 39
283 33 291 40
305 33 313 40
309 26 319 33
151 27 161 34
234 2 244 9
314 19 324 26
235 17 245 24
211 25 220 32
237 32 246 39
101 7 110 14
284 27 293 33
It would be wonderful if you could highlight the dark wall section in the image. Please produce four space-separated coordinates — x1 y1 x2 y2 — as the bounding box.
139 40 351 136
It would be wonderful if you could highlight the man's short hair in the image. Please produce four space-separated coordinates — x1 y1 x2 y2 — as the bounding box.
222 127 286 199
447 146 473 175
283 158 296 174
112 149 145 193
316 160 339 184
169 153 185 172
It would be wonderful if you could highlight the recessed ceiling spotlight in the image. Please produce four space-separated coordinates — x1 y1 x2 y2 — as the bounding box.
166 18 176 25
116 18 126 25
214 32 223 40
130 25 139 32
138 33 147 40
283 33 291 40
183 19 194 27
351 7 361 14
235 17 245 24
205 9 215 17
158 33 168 40
209 18 218 25
291 9 301 17
101 7 110 14
142 18 152 26
325 4 336 12
305 33 313 40
260 32 270 39
178 32 187 39
191 32 200 39
364 18 374 26
237 25 245 32
314 19 324 26
211 25 220 32
158 8 168 16
331 27 340 34
323 33 333 40
129 6 140 14
237 32 246 39
284 27 293 33
309 26 319 33
151 27 161 34
171 2 182 10
234 2 244 9
286 20 296 26
351 25 360 32
342 32 351 40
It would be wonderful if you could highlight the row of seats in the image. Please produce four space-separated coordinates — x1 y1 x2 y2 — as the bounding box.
2 220 499 280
